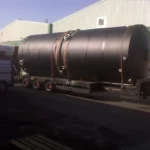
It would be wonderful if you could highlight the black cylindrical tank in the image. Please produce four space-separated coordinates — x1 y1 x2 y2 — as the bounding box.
18 25 150 84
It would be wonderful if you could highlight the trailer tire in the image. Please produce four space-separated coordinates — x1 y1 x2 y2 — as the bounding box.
44 81 55 92
32 79 41 90
22 78 30 88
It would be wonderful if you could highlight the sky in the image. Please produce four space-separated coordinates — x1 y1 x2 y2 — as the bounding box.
0 0 100 29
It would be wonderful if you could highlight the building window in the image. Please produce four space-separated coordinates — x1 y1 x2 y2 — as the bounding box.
98 19 104 26
97 16 106 28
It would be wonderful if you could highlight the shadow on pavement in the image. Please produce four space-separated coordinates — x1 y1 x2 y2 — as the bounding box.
0 87 150 150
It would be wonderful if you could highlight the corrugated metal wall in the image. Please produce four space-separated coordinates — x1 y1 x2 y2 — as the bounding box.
0 0 149 42
0 20 50 42
52 0 150 32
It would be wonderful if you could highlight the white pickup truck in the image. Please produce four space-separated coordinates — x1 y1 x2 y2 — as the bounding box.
0 60 13 92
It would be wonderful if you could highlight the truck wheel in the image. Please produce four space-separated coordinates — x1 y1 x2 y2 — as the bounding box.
0 82 8 92
22 78 30 88
44 81 55 92
33 79 41 90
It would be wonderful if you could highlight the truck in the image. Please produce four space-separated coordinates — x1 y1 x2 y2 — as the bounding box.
16 24 150 100
0 45 16 92
0 60 13 92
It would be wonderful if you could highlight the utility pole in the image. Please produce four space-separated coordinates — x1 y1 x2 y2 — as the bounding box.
45 19 48 23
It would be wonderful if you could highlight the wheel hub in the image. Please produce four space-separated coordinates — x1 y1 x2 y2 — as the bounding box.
48 84 51 89
36 82 39 87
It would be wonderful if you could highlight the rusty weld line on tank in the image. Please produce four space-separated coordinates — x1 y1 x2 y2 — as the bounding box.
62 36 71 76
62 30 79 78
54 31 69 76
51 34 64 76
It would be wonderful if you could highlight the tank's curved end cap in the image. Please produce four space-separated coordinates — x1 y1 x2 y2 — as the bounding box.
128 24 150 82
129 24 150 48
130 24 150 36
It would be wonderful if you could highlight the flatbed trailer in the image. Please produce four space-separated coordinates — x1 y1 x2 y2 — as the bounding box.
22 76 101 93
21 75 150 100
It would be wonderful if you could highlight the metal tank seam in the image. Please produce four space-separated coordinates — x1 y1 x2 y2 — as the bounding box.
54 33 65 73
62 30 81 78
51 34 63 76
62 36 71 77
85 30 96 76
54 34 64 71
54 31 70 76
120 25 132 89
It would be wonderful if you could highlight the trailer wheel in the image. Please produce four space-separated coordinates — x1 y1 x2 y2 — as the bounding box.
22 78 30 88
33 79 41 90
44 81 55 92
0 82 8 92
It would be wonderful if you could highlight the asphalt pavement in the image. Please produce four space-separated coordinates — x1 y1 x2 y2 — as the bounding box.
1 85 150 150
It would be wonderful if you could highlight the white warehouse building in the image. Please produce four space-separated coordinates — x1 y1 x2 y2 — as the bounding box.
53 0 150 32
0 0 150 46
0 20 52 46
